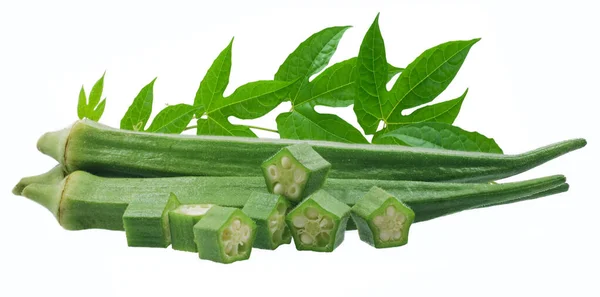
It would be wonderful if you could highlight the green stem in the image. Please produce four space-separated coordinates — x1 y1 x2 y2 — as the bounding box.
184 125 278 133
245 125 278 133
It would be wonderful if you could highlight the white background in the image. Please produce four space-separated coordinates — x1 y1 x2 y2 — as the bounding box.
0 0 598 296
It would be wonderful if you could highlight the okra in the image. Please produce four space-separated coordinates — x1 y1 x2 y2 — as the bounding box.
241 192 291 249
351 187 415 248
194 206 256 264
286 190 351 252
261 144 330 202
38 119 585 182
17 170 567 231
169 204 215 252
122 193 180 248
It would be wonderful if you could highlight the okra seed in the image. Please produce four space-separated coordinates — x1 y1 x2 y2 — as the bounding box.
268 165 279 179
288 185 297 194
320 217 334 230
273 183 284 195
293 169 307 183
316 232 330 246
300 233 313 244
395 214 406 225
222 228 233 241
392 230 402 240
232 219 241 230
292 216 307 228
304 207 319 220
241 225 251 240
225 242 234 254
373 216 384 226
380 230 391 241
386 205 396 216
276 203 287 215
281 156 292 169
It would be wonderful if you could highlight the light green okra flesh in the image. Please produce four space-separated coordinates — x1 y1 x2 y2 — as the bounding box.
16 170 567 232
261 144 331 202
351 187 415 248
168 204 215 252
37 119 586 182
194 206 256 264
286 190 351 252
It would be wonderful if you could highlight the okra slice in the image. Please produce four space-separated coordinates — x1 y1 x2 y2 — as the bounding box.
286 190 350 252
122 193 181 248
193 206 256 264
351 186 415 248
169 204 215 252
261 143 331 202
242 192 291 250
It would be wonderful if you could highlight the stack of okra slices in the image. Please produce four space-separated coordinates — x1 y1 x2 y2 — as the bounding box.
123 144 417 263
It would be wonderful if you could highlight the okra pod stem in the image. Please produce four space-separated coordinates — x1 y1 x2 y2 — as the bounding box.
37 119 585 182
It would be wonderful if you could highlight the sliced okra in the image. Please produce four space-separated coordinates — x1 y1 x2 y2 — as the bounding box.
261 144 331 202
286 190 350 252
242 192 291 250
351 186 415 248
193 206 256 264
122 193 181 248
168 204 215 252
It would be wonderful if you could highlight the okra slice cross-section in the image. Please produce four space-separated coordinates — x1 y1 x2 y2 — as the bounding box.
169 204 215 252
194 206 256 264
242 192 291 250
351 186 415 248
261 144 331 202
286 190 350 252
122 193 181 248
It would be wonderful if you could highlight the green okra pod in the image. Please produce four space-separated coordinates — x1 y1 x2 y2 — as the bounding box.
38 119 585 182
17 169 567 231
122 193 181 248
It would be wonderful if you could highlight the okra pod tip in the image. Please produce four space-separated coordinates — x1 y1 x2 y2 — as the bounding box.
12 165 66 196
20 181 64 220
37 126 71 165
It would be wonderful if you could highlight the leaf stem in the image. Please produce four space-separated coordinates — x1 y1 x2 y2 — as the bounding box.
183 125 278 133
246 125 278 133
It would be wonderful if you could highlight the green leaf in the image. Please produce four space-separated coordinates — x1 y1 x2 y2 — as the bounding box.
88 72 105 111
354 15 479 135
387 88 467 127
147 104 200 134
77 86 87 120
194 39 233 110
87 98 106 122
354 14 389 135
194 40 291 137
298 57 404 108
77 73 107 122
277 103 368 143
296 58 357 108
275 26 350 101
374 122 503 153
120 78 157 131
385 39 479 122
196 112 256 137
213 80 292 119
